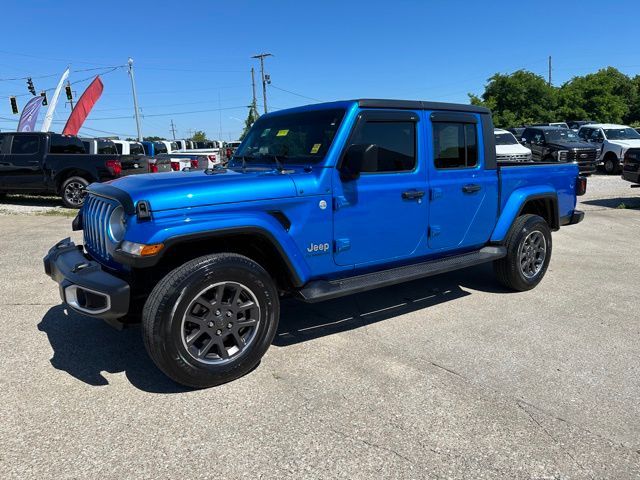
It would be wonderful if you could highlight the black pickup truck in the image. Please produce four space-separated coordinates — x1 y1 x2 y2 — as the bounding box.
520 126 598 174
0 132 147 208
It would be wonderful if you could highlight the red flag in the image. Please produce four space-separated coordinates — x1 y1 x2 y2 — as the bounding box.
62 76 104 136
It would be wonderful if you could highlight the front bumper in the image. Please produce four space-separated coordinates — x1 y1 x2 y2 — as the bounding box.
43 238 130 319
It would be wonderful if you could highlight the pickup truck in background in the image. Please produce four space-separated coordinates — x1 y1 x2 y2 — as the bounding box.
578 123 640 174
494 128 532 162
112 139 145 156
82 137 150 178
141 140 169 157
44 99 586 388
521 126 598 174
0 132 142 208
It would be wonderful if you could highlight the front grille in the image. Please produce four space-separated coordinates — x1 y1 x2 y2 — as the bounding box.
497 153 531 162
566 148 597 163
83 194 118 261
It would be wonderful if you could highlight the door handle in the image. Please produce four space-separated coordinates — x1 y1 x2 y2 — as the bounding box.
402 190 425 200
462 184 481 193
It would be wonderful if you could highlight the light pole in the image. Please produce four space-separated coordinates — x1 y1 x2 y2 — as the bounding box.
127 57 143 141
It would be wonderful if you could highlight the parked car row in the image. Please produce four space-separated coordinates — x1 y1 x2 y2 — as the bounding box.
0 132 241 208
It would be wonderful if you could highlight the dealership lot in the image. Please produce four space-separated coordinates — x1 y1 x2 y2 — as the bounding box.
0 175 639 479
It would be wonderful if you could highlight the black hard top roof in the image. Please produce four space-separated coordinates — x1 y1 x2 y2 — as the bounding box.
525 125 570 130
356 99 490 114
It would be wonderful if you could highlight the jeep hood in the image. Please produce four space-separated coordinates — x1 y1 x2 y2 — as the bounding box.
104 168 298 211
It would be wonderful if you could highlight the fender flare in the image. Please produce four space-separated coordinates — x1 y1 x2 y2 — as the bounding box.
490 187 558 243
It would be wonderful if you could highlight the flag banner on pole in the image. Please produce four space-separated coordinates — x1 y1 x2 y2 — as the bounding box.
41 67 70 132
17 95 44 132
62 76 104 136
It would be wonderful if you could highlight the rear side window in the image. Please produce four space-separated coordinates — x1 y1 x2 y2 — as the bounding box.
114 143 123 155
352 121 416 172
49 135 86 154
154 142 168 154
129 143 144 155
11 135 40 154
97 141 117 155
433 123 477 169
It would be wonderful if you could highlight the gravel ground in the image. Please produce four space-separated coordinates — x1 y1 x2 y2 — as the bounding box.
0 174 639 479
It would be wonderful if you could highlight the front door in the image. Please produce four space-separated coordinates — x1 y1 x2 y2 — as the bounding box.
333 110 428 266
427 113 498 251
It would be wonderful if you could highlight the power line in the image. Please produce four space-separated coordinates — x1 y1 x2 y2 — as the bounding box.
269 84 323 102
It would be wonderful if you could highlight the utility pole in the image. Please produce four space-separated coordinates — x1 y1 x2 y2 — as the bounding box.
127 57 143 141
170 119 177 140
252 53 272 114
548 56 552 87
67 81 74 110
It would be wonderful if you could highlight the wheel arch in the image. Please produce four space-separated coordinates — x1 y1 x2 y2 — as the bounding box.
491 189 559 243
131 227 305 294
55 168 96 192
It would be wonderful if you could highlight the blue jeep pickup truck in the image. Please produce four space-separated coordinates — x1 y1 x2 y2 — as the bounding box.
44 99 586 388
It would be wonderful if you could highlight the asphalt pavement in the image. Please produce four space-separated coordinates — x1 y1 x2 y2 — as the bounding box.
0 175 638 479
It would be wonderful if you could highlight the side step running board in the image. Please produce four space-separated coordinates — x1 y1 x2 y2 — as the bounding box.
298 246 506 303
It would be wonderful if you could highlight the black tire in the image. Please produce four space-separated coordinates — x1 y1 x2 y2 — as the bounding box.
142 253 280 388
60 176 90 208
604 155 619 175
494 214 552 292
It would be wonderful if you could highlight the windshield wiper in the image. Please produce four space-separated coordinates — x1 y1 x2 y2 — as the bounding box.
231 155 254 170
261 153 286 172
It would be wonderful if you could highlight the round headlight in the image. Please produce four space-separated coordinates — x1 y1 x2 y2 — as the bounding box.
108 206 126 242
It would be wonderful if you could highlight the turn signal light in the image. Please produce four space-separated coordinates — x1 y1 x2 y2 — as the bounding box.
140 244 164 256
120 241 164 257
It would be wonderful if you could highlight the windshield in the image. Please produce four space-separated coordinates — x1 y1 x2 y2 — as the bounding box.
495 132 518 145
544 129 580 142
604 128 640 140
233 109 345 166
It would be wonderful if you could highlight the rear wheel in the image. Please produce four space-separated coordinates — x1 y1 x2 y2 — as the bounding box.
61 176 89 208
494 214 552 291
142 253 280 388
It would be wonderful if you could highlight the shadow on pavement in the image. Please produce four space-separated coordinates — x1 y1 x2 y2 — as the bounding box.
38 263 509 391
581 196 640 210
275 263 508 347
1 194 64 208
38 306 190 394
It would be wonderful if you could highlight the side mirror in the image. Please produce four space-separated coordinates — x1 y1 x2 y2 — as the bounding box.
339 144 378 181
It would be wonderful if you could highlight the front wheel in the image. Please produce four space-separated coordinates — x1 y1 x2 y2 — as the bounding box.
604 156 619 175
494 214 552 291
142 253 280 388
61 176 89 208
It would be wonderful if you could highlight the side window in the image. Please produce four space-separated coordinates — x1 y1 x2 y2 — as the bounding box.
532 130 544 144
11 135 39 154
115 143 123 155
49 135 86 154
352 121 416 173
591 129 603 141
433 122 477 169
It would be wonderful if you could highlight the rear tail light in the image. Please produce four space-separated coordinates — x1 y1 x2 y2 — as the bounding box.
105 159 122 176
207 154 217 164
190 159 199 169
171 161 180 171
226 148 232 158
149 162 158 173
576 176 587 196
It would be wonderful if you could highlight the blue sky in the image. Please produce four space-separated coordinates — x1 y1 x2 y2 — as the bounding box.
1 0 639 140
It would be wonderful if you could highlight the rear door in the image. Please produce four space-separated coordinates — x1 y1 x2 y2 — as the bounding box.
2 133 44 191
426 112 498 251
332 109 428 266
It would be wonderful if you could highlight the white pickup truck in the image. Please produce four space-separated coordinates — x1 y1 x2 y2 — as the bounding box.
578 123 640 174
494 129 532 162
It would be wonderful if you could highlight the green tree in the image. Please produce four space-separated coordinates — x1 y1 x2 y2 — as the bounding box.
557 67 636 124
469 70 556 127
240 102 260 140
143 135 166 141
190 130 207 142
